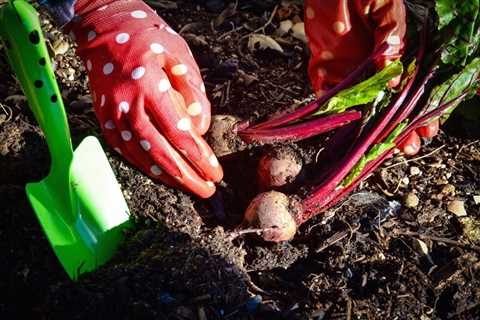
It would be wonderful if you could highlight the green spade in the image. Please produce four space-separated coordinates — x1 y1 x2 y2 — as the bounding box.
0 0 132 280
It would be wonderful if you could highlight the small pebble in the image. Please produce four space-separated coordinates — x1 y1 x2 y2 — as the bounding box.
474 195 480 205
414 238 429 255
448 200 467 217
401 177 410 186
441 184 456 196
67 67 75 81
405 192 419 208
462 217 480 243
53 38 69 55
410 166 421 176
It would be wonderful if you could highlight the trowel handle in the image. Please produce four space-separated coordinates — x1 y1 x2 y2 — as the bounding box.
0 0 74 174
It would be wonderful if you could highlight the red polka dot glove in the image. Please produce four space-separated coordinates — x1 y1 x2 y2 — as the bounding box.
304 0 407 96
304 0 438 156
67 0 223 198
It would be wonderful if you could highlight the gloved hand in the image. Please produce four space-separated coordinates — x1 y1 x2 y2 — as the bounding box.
67 0 222 198
304 0 438 155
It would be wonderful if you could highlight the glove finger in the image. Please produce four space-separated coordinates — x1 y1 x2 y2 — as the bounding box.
304 0 373 96
96 92 184 189
399 130 421 156
146 73 223 183
127 96 217 198
162 46 211 135
358 0 407 72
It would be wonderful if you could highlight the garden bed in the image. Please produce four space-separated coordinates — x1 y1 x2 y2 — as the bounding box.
1 1 479 319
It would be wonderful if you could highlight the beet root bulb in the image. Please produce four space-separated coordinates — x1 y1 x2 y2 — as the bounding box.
243 191 302 242
206 115 246 158
257 147 303 191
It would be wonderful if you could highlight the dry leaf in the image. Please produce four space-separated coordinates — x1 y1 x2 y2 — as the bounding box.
291 22 307 43
414 239 429 255
182 33 208 46
238 70 258 86
448 200 467 217
248 34 284 53
474 195 480 204
179 22 203 34
274 20 293 37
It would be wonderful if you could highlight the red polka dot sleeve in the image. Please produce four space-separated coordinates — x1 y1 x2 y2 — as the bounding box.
67 0 223 198
304 0 406 96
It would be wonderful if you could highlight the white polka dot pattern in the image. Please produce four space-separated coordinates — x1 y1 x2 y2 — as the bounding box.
87 31 96 41
171 64 188 76
150 43 165 54
131 67 146 80
187 102 202 116
103 63 114 75
150 165 162 176
140 140 151 151
121 130 132 141
119 101 130 113
131 10 147 19
105 120 115 129
158 79 171 92
176 118 191 131
115 33 130 44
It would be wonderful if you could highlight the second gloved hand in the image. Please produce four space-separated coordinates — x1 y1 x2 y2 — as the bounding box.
304 0 439 156
68 0 222 198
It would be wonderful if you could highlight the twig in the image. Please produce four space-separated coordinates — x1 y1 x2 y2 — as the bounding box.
346 297 352 320
228 227 277 240
316 225 360 253
396 231 480 252
240 5 279 40
447 301 480 319
455 140 480 159
384 144 446 169
245 273 270 295
217 25 245 41
0 103 13 122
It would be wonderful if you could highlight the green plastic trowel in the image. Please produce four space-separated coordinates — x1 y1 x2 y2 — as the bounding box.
0 0 132 280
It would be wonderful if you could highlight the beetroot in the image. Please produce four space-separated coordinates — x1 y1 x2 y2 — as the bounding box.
257 147 303 191
206 115 246 158
241 19 480 241
242 191 301 242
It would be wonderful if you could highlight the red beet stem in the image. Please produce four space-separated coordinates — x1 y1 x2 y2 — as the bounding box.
301 72 417 215
397 90 470 143
314 148 395 219
374 23 431 143
300 32 427 218
375 68 436 143
297 90 471 224
239 110 361 144
249 43 389 130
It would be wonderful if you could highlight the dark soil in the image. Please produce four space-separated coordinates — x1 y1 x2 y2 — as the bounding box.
1 1 480 319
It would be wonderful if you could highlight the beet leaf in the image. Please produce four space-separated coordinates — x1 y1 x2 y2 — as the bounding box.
311 60 403 116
